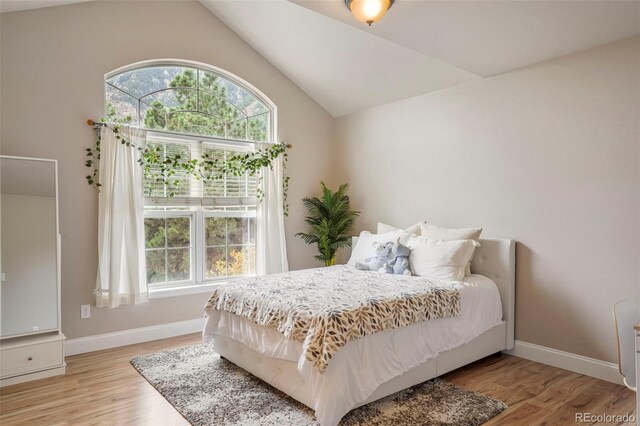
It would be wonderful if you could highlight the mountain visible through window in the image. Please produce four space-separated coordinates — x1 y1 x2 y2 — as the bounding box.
106 65 269 142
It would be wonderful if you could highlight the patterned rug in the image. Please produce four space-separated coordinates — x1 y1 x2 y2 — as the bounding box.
131 345 507 426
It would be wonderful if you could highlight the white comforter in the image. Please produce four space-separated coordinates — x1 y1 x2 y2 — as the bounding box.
203 274 503 426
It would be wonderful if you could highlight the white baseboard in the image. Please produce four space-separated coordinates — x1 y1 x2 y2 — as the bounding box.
64 322 624 387
505 340 623 386
64 317 206 357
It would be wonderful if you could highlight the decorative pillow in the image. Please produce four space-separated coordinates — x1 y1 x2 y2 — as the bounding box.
348 230 411 267
377 221 425 235
419 223 482 275
407 235 480 282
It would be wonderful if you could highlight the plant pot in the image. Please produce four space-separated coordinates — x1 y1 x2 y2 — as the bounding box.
325 257 336 267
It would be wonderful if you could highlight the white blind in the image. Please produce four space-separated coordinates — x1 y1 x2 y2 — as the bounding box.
144 136 258 207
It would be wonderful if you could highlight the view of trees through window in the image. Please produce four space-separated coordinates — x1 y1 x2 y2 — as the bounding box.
106 63 268 286
145 217 191 284
205 217 256 278
106 66 269 142
144 214 256 285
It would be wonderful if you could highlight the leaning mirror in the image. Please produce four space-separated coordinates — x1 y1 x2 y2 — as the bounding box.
0 156 59 338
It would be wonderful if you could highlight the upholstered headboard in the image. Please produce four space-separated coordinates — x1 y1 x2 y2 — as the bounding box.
350 236 516 350
471 238 516 350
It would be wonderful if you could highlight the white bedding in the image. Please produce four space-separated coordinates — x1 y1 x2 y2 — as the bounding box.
203 274 503 426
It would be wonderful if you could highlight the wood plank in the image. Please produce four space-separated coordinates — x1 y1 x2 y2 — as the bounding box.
0 334 636 425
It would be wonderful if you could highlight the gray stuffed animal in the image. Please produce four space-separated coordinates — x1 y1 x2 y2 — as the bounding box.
356 242 393 272
386 239 412 276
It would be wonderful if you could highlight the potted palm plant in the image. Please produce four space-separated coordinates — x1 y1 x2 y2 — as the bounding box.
296 182 360 266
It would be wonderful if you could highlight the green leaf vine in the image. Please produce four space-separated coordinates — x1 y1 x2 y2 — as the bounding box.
85 120 291 216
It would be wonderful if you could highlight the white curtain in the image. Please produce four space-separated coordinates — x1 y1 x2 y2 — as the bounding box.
256 150 289 275
95 126 148 308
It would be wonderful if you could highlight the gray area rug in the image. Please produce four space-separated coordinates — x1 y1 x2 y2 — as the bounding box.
131 345 506 426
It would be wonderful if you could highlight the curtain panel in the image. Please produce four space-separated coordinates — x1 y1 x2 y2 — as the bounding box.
95 126 148 308
256 145 289 275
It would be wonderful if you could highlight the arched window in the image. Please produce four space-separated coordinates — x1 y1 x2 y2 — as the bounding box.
105 61 274 291
105 61 273 142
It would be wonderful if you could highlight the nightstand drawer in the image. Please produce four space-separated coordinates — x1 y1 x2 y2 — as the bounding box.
1 340 63 378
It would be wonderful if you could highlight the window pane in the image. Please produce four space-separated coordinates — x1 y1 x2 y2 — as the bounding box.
166 111 225 137
201 72 269 117
107 66 192 98
105 84 138 125
199 71 228 95
142 89 190 110
242 99 269 118
248 113 269 142
167 248 190 281
140 101 166 131
146 250 166 283
206 218 226 245
200 91 241 122
228 217 250 245
166 217 190 248
227 246 256 276
225 118 247 140
249 217 256 244
206 247 227 279
224 175 245 198
107 65 270 141
145 218 165 248
144 142 192 198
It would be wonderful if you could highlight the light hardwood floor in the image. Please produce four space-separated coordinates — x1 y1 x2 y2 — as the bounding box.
0 334 635 425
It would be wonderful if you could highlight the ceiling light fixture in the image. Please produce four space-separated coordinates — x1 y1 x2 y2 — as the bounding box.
345 0 395 26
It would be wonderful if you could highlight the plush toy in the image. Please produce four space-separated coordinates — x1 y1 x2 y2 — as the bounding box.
356 242 393 272
386 239 412 276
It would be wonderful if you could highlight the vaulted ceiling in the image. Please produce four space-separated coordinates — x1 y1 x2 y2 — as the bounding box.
200 0 480 117
3 0 639 117
291 0 640 77
201 0 640 117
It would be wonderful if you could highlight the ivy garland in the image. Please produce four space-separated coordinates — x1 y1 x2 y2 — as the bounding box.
85 121 291 216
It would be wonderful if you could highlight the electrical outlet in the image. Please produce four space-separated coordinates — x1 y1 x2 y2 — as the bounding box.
81 304 91 319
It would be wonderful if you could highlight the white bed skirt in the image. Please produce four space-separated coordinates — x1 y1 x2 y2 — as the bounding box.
211 323 506 423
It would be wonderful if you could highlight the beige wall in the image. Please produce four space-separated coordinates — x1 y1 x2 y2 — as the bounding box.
0 1 335 339
334 37 640 363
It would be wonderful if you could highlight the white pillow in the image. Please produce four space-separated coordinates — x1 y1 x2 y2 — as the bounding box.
407 236 479 282
348 230 411 266
419 223 482 275
419 223 482 241
377 221 424 235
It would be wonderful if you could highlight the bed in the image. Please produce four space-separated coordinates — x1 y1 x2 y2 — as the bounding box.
203 238 515 426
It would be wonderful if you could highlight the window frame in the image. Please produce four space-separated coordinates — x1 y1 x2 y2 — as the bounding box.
105 60 276 296
144 207 258 291
143 209 197 289
143 132 260 291
104 59 277 145
201 209 257 281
